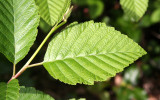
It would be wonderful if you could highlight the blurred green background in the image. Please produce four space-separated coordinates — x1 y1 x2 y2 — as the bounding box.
0 0 160 100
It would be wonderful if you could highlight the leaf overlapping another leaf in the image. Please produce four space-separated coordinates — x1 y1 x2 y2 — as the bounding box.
19 87 54 100
0 79 20 100
43 21 147 85
120 0 149 21
0 0 40 64
0 80 54 100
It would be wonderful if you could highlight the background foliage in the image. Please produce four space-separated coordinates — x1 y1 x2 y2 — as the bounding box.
0 0 160 100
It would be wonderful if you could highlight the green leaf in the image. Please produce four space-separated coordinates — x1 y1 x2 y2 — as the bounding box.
35 0 71 26
88 1 104 19
0 79 20 100
151 8 160 23
43 21 146 85
120 0 149 21
0 81 54 100
0 0 40 64
19 87 54 100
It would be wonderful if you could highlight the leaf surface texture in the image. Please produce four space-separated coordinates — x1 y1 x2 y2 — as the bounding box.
19 87 54 100
35 0 71 26
0 0 40 64
120 0 149 21
44 21 146 85
0 79 20 100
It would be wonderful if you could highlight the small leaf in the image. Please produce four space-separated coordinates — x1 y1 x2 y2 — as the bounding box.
151 8 160 23
0 0 40 64
120 0 149 21
35 0 71 26
19 87 54 100
0 79 20 100
43 21 146 85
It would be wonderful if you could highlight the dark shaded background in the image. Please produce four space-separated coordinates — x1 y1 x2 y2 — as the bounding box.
0 0 160 100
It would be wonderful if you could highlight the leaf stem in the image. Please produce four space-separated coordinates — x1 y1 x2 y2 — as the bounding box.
27 62 44 68
8 21 67 83
12 64 16 76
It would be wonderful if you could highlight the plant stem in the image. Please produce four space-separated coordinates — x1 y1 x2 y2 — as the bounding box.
12 64 16 76
8 21 67 83
27 62 44 68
